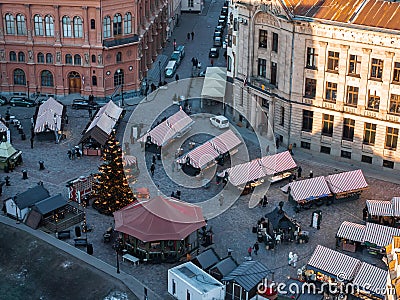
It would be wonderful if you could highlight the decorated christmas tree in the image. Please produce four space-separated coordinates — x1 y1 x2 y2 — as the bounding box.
93 134 135 215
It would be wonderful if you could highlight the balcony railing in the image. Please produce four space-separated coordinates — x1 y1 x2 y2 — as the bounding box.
103 35 139 48
249 76 276 93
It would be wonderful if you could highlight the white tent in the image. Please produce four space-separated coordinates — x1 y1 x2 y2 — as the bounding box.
201 67 227 108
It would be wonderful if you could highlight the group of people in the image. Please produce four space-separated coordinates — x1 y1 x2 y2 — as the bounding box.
67 146 82 160
191 57 201 69
187 31 195 40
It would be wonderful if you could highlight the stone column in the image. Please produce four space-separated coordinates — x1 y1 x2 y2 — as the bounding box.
24 4 33 43
82 6 89 45
317 41 328 101
360 48 372 108
96 7 102 44
383 51 395 112
53 5 61 46
337 44 349 109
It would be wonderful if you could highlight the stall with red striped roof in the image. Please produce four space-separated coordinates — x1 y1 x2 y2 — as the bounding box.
325 169 368 202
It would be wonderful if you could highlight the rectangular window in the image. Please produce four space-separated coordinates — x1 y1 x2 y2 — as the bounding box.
322 114 334 137
320 146 331 154
302 110 313 132
361 155 373 164
188 0 194 7
258 58 266 78
172 280 176 295
348 55 361 76
341 151 351 159
261 98 269 109
367 91 380 111
383 160 394 169
389 94 400 115
270 62 277 86
272 33 278 52
325 82 337 103
363 123 376 145
305 78 316 98
92 76 97 86
385 127 399 150
327 51 339 72
342 118 355 141
259 30 267 48
370 58 383 80
91 19 96 30
187 290 191 300
301 141 311 149
346 86 359 107
393 62 400 83
306 47 317 69
280 106 285 126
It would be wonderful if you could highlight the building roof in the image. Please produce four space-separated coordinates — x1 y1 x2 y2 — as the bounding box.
265 207 299 232
352 262 387 297
33 193 68 215
222 260 270 292
25 209 42 229
34 97 65 133
114 196 206 242
169 262 224 294
13 184 51 209
210 256 238 278
192 248 220 271
0 141 18 159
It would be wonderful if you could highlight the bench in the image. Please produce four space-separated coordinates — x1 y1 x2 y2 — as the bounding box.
122 254 140 266
56 230 71 240
74 238 88 247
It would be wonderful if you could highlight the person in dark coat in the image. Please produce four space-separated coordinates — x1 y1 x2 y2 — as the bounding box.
187 33 190 40
175 74 179 82
297 166 302 178
150 163 155 176
152 154 156 165
191 31 194 40
253 242 259 255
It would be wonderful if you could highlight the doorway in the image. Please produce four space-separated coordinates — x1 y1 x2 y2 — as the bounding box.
68 71 81 94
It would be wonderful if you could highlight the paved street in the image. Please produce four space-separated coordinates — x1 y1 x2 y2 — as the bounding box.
2 1 400 300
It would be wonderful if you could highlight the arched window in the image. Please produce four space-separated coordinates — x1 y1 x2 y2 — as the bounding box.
18 52 25 62
92 76 97 86
13 69 26 85
114 69 124 87
74 54 81 65
124 12 132 34
90 19 95 30
5 13 15 35
9 51 16 61
91 54 96 63
16 14 26 35
62 16 72 37
113 14 122 36
41 70 54 87
73 16 83 38
116 52 122 63
37 52 44 63
34 14 43 36
103 16 111 38
45 15 54 36
46 53 53 64
65 54 72 64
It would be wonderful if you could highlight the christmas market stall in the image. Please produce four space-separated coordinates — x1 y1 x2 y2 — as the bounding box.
113 196 206 263
176 129 241 176
218 151 297 195
79 100 123 156
283 176 332 212
137 109 194 154
0 140 22 172
335 221 366 253
365 197 400 227
325 169 368 204
67 174 95 205
351 262 387 300
34 97 66 143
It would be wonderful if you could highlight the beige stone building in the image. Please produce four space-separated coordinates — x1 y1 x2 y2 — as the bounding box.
230 0 400 170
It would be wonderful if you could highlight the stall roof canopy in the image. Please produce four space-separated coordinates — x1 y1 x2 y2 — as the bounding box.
34 97 65 133
113 196 206 242
286 176 332 202
307 245 361 281
33 193 68 215
0 141 18 159
352 262 387 297
192 248 220 270
137 110 194 147
325 169 368 194
0 120 8 132
13 184 51 209
80 101 123 145
176 129 241 169
210 256 238 278
219 151 297 186
367 197 400 217
265 207 299 231
336 221 366 243
201 67 227 99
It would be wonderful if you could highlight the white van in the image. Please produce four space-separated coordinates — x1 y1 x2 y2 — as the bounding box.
210 115 229 129
165 60 177 78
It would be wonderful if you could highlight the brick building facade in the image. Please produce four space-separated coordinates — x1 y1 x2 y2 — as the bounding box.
0 0 174 98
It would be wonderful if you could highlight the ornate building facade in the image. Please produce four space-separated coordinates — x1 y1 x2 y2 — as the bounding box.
229 0 400 169
0 0 175 98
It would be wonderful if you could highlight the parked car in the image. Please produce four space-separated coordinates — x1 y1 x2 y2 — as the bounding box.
176 45 185 58
210 116 229 129
214 30 222 39
218 15 227 26
0 95 8 105
9 97 35 107
72 98 99 110
165 60 178 78
221 6 228 16
215 25 224 34
213 37 222 47
170 51 182 65
209 47 219 58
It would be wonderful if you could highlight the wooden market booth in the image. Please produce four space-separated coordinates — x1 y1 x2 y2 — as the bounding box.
365 197 400 227
113 196 206 263
34 97 66 143
0 141 22 172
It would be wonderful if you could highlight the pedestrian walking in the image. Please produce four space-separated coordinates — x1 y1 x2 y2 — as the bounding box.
152 154 156 164
288 143 293 154
247 246 252 257
253 242 259 255
297 166 302 178
187 32 190 40
262 195 268 207
309 170 313 178
191 31 194 40
195 58 198 67
173 38 177 50
175 73 179 82
192 57 196 66
266 145 270 154
30 137 34 149
210 58 214 66
150 163 155 177
219 194 224 206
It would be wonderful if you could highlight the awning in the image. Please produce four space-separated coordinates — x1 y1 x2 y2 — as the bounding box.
392 197 400 217
34 97 65 133
307 245 361 281
336 221 366 243
288 176 332 202
177 129 241 169
366 200 393 216
325 169 368 195
352 262 387 298
219 151 297 186
364 222 400 247
201 67 227 99
137 110 194 147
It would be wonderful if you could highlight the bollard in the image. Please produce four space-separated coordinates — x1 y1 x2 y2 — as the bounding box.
5 176 10 186
39 161 45 170
22 170 28 180
21 133 26 140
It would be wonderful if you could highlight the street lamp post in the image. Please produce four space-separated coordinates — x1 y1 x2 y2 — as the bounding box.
53 113 59 144
121 84 124 107
27 81 30 100
158 61 162 87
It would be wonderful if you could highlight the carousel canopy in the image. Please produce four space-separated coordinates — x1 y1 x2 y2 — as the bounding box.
0 141 18 159
34 97 65 133
113 196 206 242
